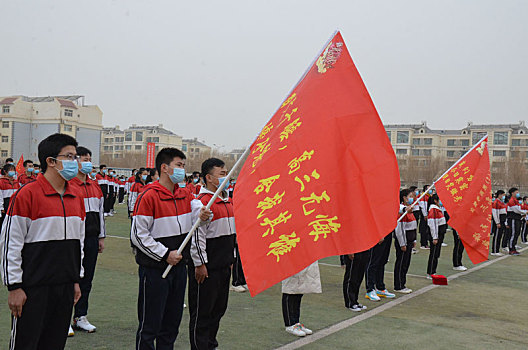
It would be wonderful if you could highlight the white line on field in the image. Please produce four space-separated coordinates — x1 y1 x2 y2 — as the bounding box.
107 235 129 240
275 246 528 350
318 262 427 279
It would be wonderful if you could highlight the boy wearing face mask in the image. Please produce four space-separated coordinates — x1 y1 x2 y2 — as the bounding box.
18 160 37 185
33 164 41 177
394 189 417 294
0 164 21 225
189 158 235 350
107 169 117 216
131 148 211 350
69 146 106 335
491 190 507 256
426 194 446 277
0 133 85 350
506 187 526 255
418 185 432 250
128 168 148 219
96 165 110 217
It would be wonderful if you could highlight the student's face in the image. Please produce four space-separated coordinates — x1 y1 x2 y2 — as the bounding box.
25 162 33 170
49 145 77 171
207 166 228 187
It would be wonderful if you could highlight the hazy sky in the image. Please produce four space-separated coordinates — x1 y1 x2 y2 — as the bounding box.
2 0 527 150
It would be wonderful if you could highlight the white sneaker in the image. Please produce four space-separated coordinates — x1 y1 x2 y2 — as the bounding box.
297 323 312 335
453 266 467 271
104 213 108 217
494 252 504 256
229 285 247 293
285 324 306 337
426 275 433 280
411 248 417 254
501 247 509 252
395 288 412 294
108 212 114 217
73 316 97 333
68 325 75 337
243 284 249 290
183 303 187 308
522 242 528 245
348 304 366 312
516 245 522 250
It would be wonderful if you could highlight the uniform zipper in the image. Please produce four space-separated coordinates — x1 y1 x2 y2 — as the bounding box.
60 194 67 240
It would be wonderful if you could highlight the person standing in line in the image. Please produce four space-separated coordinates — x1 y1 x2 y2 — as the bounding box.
418 186 432 250
230 237 247 293
394 189 417 294
521 196 528 245
364 231 396 301
0 163 21 226
69 146 106 335
0 133 84 350
96 165 110 217
491 190 507 256
343 250 370 311
128 168 148 221
506 187 526 255
17 160 37 185
426 194 447 277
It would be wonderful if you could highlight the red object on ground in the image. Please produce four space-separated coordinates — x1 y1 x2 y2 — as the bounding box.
431 274 448 285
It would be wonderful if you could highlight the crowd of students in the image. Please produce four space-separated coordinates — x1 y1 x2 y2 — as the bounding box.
0 133 526 349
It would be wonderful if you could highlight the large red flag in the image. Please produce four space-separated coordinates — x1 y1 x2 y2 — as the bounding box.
435 136 491 264
234 31 400 296
15 155 24 175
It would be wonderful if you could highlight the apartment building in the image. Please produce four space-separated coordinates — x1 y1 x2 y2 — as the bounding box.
182 138 212 160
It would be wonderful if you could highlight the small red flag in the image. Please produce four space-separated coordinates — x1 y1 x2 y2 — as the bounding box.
15 155 24 175
234 31 400 296
435 137 491 264
146 143 156 168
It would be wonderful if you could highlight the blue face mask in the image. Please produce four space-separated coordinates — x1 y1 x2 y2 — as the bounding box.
428 190 433 195
141 174 148 182
502 196 506 202
56 159 78 181
178 183 187 188
193 178 199 184
102 169 107 174
169 167 186 184
516 193 521 199
218 177 230 189
439 200 443 207
407 197 414 205
34 170 40 174
27 167 34 173
415 190 419 196
80 161 93 175
8 171 16 178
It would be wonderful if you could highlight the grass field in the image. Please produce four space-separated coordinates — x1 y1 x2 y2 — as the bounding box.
1 203 527 349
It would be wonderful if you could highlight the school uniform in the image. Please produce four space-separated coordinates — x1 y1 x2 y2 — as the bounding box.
131 181 205 350
129 181 146 217
521 203 528 243
491 199 507 254
17 173 36 185
70 177 106 319
282 262 321 326
96 173 110 215
394 204 417 290
0 177 20 226
0 175 85 350
506 197 526 251
426 205 447 275
109 177 118 212
418 195 430 247
342 250 370 308
189 187 235 350
365 232 392 293
118 179 126 204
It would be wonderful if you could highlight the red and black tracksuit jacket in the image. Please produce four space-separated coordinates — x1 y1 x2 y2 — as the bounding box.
0 175 86 291
130 181 205 269
70 177 106 238
18 173 36 186
0 177 21 213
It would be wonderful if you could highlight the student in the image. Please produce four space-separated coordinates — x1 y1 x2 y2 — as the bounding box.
418 185 432 249
521 197 528 244
409 186 421 254
118 176 126 204
186 171 202 196
364 231 396 301
0 133 85 350
18 159 37 185
394 189 417 294
506 187 526 255
230 238 247 293
68 146 105 335
96 165 110 217
426 194 447 277
491 190 507 256
343 250 370 311
128 168 148 219
33 164 41 177
189 158 235 350
281 262 320 337
451 229 467 270
107 169 117 216
0 164 21 225
5 157 14 165
131 148 211 350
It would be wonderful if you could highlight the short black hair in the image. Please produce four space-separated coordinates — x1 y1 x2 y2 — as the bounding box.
201 158 225 185
428 193 440 207
77 146 92 157
155 148 186 175
3 164 15 174
5 158 13 163
192 171 200 177
38 133 78 173
100 164 107 170
132 169 137 174
496 190 505 197
136 167 147 182
33 164 40 168
509 187 518 195
23 160 33 167
400 189 411 203
422 185 429 192
409 186 417 192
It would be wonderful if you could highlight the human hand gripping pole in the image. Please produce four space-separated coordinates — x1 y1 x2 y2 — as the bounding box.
161 147 251 279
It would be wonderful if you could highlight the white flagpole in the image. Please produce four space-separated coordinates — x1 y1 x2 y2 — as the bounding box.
161 146 251 278
396 134 488 223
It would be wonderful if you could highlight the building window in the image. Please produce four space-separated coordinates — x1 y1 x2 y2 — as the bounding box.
114 154 121 159
125 132 132 141
396 149 407 155
493 132 508 145
2 121 9 128
412 138 421 145
103 146 109 151
423 138 432 145
64 125 72 132
1 150 7 157
447 139 456 146
386 131 391 141
412 149 419 156
2 106 10 114
472 132 487 144
396 131 409 144
182 144 187 151
1 136 8 142
493 150 506 157
155 146 159 151
104 137 113 143
64 109 73 117
125 145 132 150
447 151 455 158
135 145 142 150
512 139 521 146
136 132 143 142
115 137 124 142
423 149 432 156
461 139 469 146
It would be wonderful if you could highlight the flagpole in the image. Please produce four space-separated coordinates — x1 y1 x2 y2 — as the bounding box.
396 134 488 223
161 146 251 279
